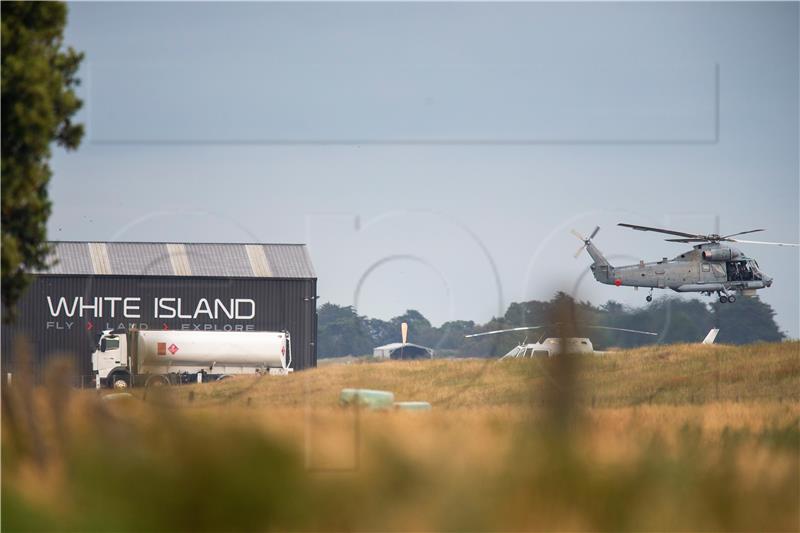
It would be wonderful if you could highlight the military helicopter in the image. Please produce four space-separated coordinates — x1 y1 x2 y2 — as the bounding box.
573 223 798 304
465 324 657 357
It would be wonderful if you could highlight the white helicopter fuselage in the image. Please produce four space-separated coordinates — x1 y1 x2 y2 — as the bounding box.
503 337 595 358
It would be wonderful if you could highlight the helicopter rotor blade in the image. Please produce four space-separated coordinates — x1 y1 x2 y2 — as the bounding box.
464 326 545 338
574 244 587 258
720 229 766 239
665 238 709 243
586 325 658 336
570 229 586 241
589 226 600 239
467 323 659 338
618 223 702 239
727 239 799 247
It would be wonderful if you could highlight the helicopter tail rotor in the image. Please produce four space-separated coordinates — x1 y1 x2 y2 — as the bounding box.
571 226 600 258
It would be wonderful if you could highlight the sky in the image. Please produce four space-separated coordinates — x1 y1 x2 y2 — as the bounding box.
50 2 799 337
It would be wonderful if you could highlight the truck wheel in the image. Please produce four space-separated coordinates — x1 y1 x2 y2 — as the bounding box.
110 373 130 390
145 375 169 388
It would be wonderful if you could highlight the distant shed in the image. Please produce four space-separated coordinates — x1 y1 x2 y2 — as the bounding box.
1 241 318 383
373 342 434 360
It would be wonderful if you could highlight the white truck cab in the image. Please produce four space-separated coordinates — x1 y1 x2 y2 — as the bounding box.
91 330 130 388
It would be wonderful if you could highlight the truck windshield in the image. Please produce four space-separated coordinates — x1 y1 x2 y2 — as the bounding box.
100 337 119 352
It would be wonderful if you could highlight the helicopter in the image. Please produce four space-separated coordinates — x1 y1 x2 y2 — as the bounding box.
573 223 798 304
465 324 657 358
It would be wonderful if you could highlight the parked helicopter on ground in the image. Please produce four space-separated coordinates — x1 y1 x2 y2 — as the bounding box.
465 324 657 357
573 224 798 304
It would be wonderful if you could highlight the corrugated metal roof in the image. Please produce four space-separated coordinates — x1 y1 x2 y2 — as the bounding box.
45 242 93 275
185 244 253 277
263 244 316 278
35 242 315 278
106 242 173 276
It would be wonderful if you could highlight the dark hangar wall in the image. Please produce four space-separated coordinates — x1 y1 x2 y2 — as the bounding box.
2 275 318 382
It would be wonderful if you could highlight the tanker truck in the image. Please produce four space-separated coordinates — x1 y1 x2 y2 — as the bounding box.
92 329 292 389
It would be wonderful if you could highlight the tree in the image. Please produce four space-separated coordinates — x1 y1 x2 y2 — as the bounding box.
712 297 785 344
365 317 396 347
436 320 476 350
1 2 83 320
316 304 373 358
390 309 433 344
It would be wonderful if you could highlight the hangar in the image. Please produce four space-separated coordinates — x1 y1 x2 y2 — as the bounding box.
1 241 318 384
373 342 434 360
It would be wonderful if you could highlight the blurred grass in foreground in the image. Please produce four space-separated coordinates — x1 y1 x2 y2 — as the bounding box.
2 341 799 531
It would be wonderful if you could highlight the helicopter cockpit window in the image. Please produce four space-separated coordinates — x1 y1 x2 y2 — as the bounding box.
747 260 762 280
727 260 755 281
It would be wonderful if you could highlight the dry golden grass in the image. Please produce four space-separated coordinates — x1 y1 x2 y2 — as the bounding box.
3 342 799 531
168 340 800 408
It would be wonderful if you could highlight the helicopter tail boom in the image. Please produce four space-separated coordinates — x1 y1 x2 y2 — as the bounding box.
572 227 614 282
585 239 611 268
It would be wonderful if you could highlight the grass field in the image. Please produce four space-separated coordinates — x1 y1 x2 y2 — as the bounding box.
3 342 799 531
183 341 800 408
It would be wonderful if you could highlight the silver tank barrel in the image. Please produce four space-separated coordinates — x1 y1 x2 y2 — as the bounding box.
135 330 288 369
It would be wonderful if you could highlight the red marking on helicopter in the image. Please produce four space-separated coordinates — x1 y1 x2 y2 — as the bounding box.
614 279 622 286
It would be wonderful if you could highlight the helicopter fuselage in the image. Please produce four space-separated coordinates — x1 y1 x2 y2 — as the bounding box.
503 337 595 358
590 242 772 298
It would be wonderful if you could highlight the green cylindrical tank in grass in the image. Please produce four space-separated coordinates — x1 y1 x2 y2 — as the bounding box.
339 388 395 409
394 401 431 411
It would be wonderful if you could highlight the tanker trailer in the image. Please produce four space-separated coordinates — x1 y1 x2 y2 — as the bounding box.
92 329 292 389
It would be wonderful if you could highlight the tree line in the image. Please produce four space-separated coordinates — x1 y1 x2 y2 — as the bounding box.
317 292 786 358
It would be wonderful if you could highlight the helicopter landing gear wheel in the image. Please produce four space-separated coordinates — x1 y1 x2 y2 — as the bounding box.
646 295 653 303
728 295 736 303
719 295 729 304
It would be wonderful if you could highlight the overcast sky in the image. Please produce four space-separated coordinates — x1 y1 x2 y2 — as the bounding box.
51 2 799 337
